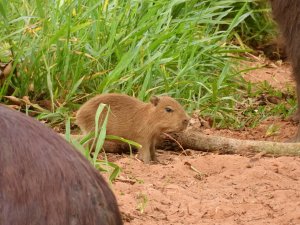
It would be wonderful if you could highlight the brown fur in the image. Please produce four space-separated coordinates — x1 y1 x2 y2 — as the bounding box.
76 93 190 163
0 105 123 225
269 0 300 141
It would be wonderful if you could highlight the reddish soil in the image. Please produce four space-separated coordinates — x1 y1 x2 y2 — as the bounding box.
107 59 300 225
242 56 294 91
110 154 300 225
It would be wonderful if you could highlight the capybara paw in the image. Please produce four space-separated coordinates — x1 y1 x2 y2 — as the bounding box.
291 111 300 123
285 135 300 143
285 127 300 143
138 154 151 164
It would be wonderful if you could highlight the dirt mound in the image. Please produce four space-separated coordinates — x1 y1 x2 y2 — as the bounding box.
111 153 300 225
242 60 294 90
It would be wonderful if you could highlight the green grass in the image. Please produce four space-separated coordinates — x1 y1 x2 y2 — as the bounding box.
0 1 276 119
0 0 293 172
240 80 297 128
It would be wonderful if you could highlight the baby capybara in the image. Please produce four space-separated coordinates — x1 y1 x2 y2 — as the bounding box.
269 0 300 141
0 105 123 225
76 93 190 163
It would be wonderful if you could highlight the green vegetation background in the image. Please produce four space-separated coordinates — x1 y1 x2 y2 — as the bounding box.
1 0 292 130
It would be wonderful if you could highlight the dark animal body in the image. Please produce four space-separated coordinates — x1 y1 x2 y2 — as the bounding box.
269 0 300 141
0 105 123 225
76 93 190 163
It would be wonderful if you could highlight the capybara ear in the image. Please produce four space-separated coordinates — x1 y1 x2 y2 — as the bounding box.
150 96 160 106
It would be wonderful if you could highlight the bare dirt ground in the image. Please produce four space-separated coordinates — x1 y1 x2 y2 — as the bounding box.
107 59 300 225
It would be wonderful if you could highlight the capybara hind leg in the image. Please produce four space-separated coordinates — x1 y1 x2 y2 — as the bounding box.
102 141 126 153
291 110 300 123
291 85 300 123
286 125 300 142
85 138 128 153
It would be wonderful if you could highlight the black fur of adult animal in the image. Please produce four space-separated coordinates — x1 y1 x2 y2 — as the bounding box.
0 105 123 225
270 0 300 141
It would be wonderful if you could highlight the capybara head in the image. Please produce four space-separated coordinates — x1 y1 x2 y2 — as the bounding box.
150 95 190 133
0 105 123 225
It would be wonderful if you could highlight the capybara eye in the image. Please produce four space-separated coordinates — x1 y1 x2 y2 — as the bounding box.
165 107 173 113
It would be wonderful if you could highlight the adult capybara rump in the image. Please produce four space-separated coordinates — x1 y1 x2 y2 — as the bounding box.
270 0 300 141
0 105 123 225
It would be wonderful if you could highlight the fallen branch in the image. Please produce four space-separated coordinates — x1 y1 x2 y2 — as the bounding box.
63 130 300 157
177 130 300 157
